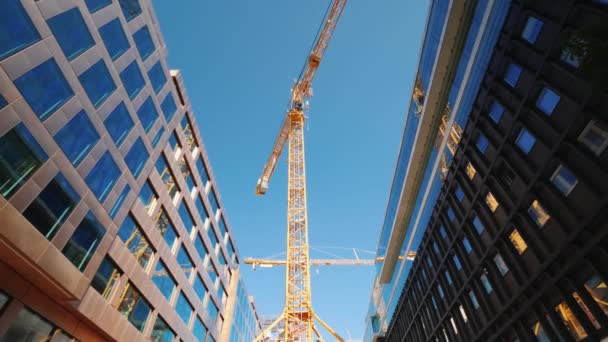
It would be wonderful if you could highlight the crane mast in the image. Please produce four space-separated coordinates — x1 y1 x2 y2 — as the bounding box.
254 1 347 341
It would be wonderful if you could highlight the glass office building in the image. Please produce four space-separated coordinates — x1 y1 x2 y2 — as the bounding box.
0 0 258 341
365 0 608 341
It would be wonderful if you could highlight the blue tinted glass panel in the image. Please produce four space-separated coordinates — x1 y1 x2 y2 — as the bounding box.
14 59 73 120
104 102 134 147
23 174 79 240
463 237 472 254
138 181 155 209
136 97 159 132
147 62 166 93
118 0 142 21
178 202 195 233
522 16 543 44
193 318 207 341
208 190 219 214
488 101 504 124
62 211 104 271
0 0 41 59
99 18 130 60
151 316 175 342
0 124 47 198
84 0 112 13
47 8 94 60
476 133 489 153
193 275 207 302
109 185 130 219
516 128 536 154
120 61 145 100
195 195 209 222
504 63 522 87
453 255 462 270
151 260 175 301
536 88 560 115
161 94 177 121
194 235 208 264
85 152 120 202
152 127 165 148
124 138 149 178
481 274 493 293
176 292 193 325
447 208 455 221
133 26 154 60
177 246 193 279
440 226 447 239
196 157 209 185
79 60 116 108
0 93 7 109
54 110 99 166
473 216 484 234
455 186 464 202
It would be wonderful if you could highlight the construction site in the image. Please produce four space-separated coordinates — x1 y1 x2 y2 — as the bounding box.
0 0 607 341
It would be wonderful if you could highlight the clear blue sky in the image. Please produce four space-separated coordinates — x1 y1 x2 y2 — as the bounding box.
153 1 429 339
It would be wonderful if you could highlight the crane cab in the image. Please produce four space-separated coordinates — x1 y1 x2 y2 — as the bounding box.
256 178 269 195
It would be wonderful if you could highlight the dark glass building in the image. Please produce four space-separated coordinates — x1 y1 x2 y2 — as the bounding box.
0 0 259 340
365 1 608 341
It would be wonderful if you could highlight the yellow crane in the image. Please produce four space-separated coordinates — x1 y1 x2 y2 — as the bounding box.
253 1 348 341
244 251 417 268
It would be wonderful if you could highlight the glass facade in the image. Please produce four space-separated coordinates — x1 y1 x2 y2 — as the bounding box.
79 60 116 108
62 211 105 271
161 94 178 121
0 0 40 59
85 152 120 202
136 96 159 132
124 138 149 178
99 18 130 60
118 0 143 22
54 110 99 166
133 26 155 60
84 0 112 13
104 102 134 147
148 61 167 94
120 61 146 100
47 7 94 61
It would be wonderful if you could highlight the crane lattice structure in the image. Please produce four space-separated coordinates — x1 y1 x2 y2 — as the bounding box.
253 1 348 341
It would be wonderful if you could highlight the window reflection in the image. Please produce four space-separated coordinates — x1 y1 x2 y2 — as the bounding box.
118 282 151 331
555 301 587 341
584 275 608 317
528 200 550 227
509 229 528 254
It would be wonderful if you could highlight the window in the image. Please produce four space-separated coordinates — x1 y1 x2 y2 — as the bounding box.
551 164 577 196
169 132 181 156
494 253 509 276
516 128 536 154
193 275 208 303
459 304 468 323
151 260 176 302
453 255 462 270
80 60 116 108
55 110 99 166
0 124 46 198
161 93 178 121
454 186 464 202
23 174 79 240
151 315 175 342
437 284 444 299
85 152 120 202
99 18 130 60
509 229 528 254
177 245 194 280
450 317 458 335
504 63 522 87
178 156 195 194
120 61 146 100
469 290 480 309
207 263 219 287
156 209 177 250
138 181 157 213
207 228 219 251
118 216 154 269
536 87 560 115
133 26 155 60
584 275 608 317
176 292 193 325
197 157 210 186
462 237 472 254
118 283 151 331
572 291 601 330
488 101 504 124
62 211 105 271
465 162 476 180
578 120 608 155
148 62 167 94
178 202 195 235
91 258 121 300
433 242 440 255
439 226 447 239
124 138 149 178
447 207 455 221
485 191 499 212
472 216 484 234
528 200 550 227
522 16 543 44
0 0 40 60
531 321 551 342
47 8 94 61
207 300 219 323
136 97 159 132
0 307 57 342
152 127 165 148
181 115 198 152
445 271 453 285
104 107 134 150
84 0 112 13
109 185 130 219
480 274 493 294
476 133 490 154
561 47 581 68
555 302 588 340
119 0 143 21
156 156 179 199
209 190 220 215
14 58 74 120
193 318 207 342
0 93 7 109
194 234 209 266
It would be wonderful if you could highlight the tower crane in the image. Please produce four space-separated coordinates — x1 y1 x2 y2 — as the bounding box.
252 1 348 341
